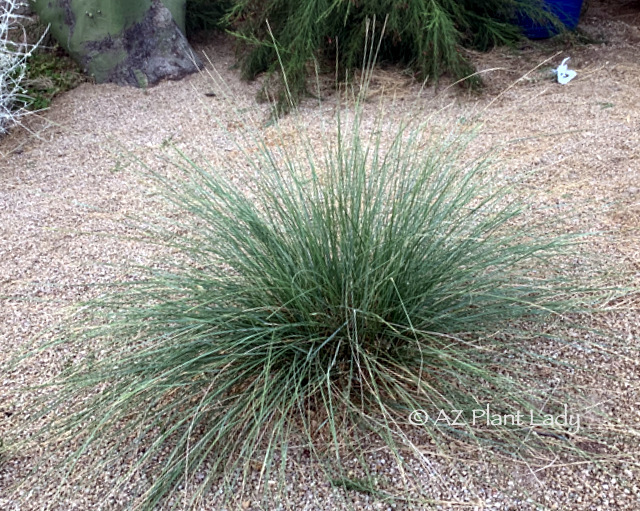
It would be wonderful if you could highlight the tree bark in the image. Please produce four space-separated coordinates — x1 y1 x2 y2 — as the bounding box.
31 0 201 87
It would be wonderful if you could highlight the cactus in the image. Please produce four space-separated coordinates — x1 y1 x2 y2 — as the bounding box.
30 0 201 87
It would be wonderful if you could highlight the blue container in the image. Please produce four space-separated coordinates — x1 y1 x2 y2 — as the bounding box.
519 0 584 39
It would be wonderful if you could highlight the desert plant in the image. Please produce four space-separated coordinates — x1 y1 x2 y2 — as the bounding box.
9 45 628 509
228 0 564 107
23 45 84 110
0 0 45 135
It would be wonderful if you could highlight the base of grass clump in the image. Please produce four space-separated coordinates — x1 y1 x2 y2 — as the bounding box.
5 71 635 509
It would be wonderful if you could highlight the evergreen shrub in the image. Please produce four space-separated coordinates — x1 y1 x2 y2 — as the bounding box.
228 0 563 105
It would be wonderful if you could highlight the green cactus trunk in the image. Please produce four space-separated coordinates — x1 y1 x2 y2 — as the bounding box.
30 0 201 87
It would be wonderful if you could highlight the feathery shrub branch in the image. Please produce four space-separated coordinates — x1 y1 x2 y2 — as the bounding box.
0 0 45 136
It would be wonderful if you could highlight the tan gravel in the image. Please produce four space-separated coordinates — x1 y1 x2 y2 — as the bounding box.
1 3 639 510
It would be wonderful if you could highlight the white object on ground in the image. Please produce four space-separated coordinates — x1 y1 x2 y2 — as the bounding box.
555 57 577 85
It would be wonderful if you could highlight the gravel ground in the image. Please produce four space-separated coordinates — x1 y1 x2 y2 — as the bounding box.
1 3 639 510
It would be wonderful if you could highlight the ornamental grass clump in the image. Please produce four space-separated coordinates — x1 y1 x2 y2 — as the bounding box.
229 0 563 107
9 64 625 508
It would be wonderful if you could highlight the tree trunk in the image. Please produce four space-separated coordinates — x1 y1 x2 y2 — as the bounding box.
30 0 201 87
